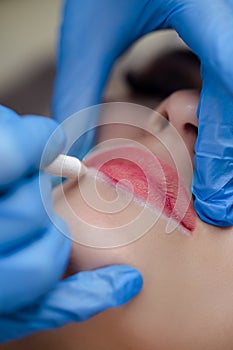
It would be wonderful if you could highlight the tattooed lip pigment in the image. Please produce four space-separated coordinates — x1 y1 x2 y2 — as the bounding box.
84 146 196 233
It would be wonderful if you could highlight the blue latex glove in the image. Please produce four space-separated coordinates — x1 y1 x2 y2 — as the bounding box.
0 105 142 343
53 0 233 226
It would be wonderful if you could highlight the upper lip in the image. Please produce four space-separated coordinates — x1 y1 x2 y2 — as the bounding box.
84 145 196 233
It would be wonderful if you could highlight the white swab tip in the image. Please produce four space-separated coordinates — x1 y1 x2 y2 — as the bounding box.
45 154 87 179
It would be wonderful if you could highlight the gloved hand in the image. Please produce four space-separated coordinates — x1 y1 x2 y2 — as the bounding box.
53 0 233 226
0 105 142 343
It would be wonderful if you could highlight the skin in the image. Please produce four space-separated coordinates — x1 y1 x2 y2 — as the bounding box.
3 90 233 350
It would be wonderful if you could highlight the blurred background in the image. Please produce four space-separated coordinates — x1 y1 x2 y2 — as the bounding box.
0 0 201 118
0 0 61 116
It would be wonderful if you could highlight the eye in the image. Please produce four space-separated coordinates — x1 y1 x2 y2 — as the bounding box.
125 49 201 98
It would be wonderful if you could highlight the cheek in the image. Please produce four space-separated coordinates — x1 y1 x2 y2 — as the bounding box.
63 220 188 349
64 223 169 348
64 222 233 350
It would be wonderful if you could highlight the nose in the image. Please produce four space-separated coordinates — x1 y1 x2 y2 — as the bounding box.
156 90 199 158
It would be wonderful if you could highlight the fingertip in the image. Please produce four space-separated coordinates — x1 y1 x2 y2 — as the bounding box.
110 265 143 306
92 265 143 308
0 104 19 121
0 114 66 188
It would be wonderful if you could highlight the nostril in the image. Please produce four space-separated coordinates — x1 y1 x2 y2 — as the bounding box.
184 123 198 137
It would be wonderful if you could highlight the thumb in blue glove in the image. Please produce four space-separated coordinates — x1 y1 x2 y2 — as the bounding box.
167 0 233 226
192 66 233 226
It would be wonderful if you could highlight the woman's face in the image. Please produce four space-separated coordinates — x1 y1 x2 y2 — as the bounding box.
50 90 233 350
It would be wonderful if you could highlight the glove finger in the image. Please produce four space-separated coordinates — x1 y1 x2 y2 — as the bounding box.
166 0 233 93
10 265 141 330
0 107 65 189
0 214 71 314
164 0 233 225
193 67 233 226
0 265 142 343
39 265 143 322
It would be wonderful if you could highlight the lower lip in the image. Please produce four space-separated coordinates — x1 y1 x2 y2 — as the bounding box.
84 146 196 233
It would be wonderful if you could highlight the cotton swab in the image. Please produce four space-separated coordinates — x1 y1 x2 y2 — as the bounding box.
45 154 87 179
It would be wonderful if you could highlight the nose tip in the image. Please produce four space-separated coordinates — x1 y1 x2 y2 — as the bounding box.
156 90 199 134
155 90 199 154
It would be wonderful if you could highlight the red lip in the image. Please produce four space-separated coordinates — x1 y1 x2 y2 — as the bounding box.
84 146 196 233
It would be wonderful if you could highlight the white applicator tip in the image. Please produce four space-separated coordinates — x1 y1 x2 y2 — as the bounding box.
44 154 87 179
